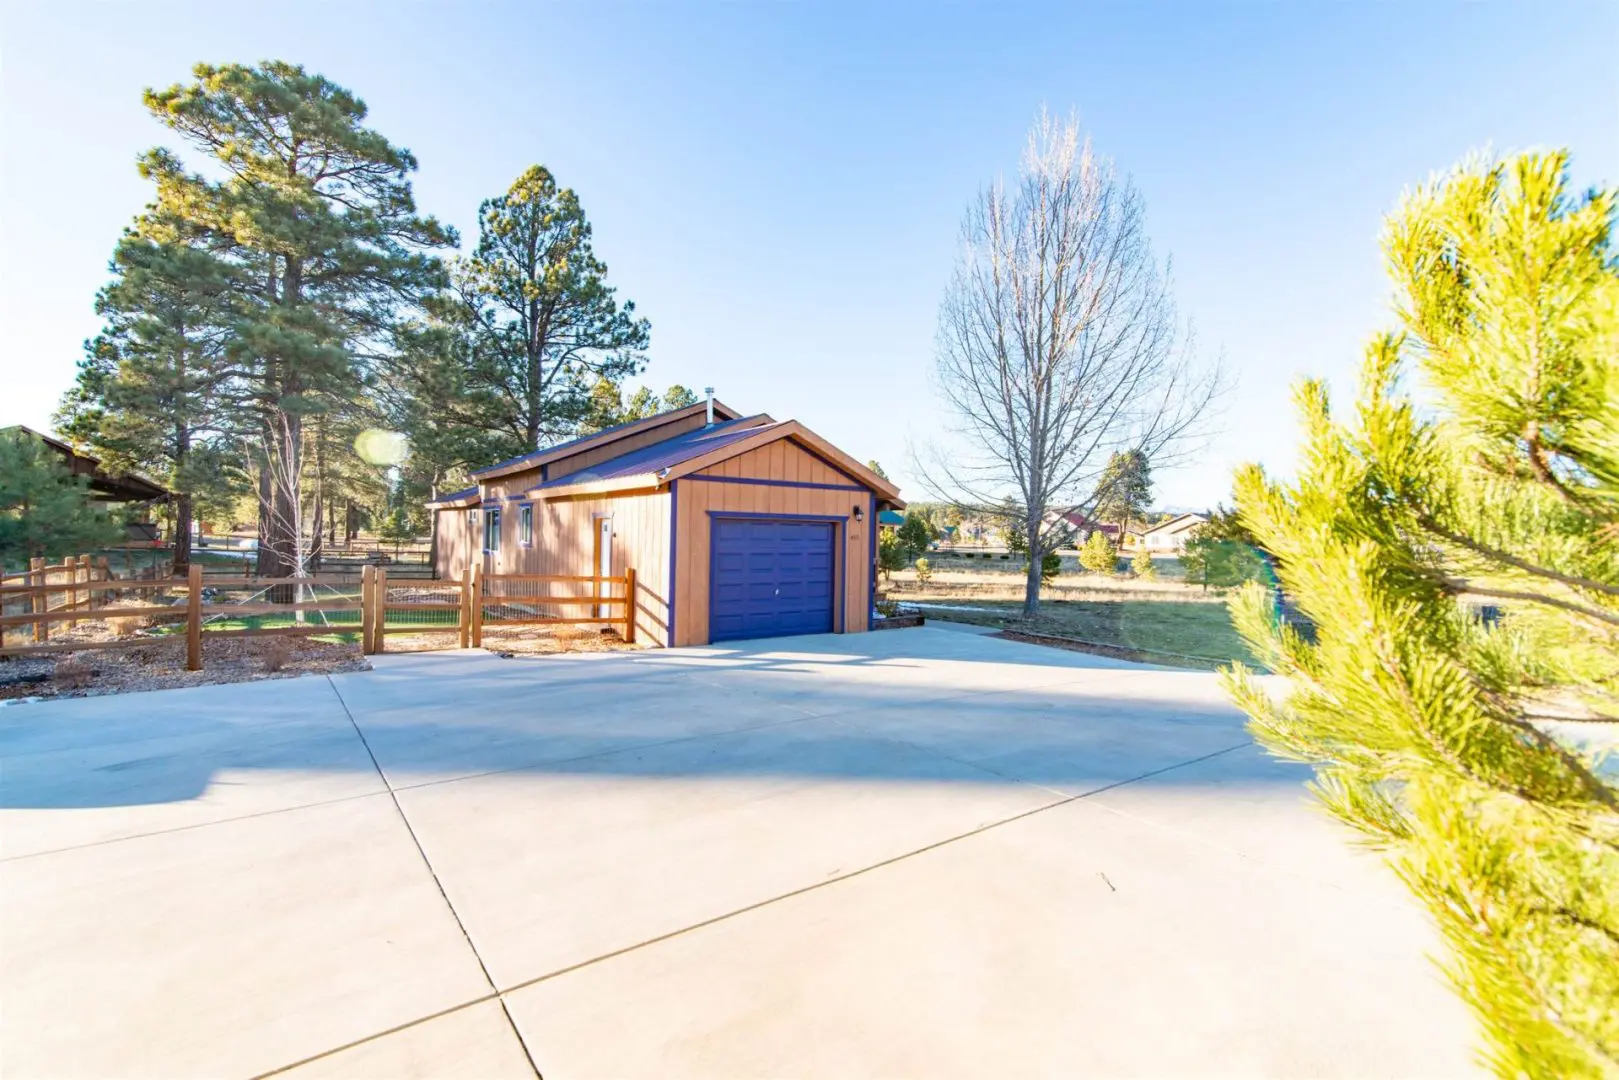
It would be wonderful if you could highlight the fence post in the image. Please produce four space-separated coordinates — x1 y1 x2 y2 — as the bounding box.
622 567 636 644
374 567 388 655
470 563 483 649
30 557 45 643
186 564 203 671
360 565 375 655
458 564 472 649
78 554 90 619
63 556 79 627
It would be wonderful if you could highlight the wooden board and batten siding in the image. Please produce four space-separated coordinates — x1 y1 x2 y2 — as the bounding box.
431 415 894 649
434 508 475 581
672 439 872 647
509 490 671 647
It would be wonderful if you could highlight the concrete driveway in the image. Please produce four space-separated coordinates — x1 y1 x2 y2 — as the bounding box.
1 626 1479 1078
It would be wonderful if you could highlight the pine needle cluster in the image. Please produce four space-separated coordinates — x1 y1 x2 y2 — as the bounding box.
1222 153 1619 1077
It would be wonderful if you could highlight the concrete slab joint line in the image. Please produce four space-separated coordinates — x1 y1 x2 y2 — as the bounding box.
253 726 1253 1078
4 629 1480 1077
315 676 544 1080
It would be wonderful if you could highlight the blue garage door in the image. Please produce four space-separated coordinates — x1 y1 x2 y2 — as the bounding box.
710 518 836 642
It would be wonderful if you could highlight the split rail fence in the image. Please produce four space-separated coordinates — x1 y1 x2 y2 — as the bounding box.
0 560 636 669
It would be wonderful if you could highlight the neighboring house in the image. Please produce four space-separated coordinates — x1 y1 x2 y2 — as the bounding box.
4 425 169 542
876 510 905 532
1055 511 1141 549
427 399 904 648
1138 512 1210 553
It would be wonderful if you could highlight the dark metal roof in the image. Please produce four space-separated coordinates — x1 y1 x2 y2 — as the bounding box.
530 418 781 491
469 400 741 478
426 485 479 507
469 416 648 477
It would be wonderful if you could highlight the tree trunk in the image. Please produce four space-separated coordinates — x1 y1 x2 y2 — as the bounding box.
428 510 439 579
308 418 325 572
255 466 280 576
171 492 193 575
256 417 301 583
1022 511 1043 617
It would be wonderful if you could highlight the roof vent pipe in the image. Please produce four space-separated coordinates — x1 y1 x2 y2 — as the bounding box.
704 387 715 426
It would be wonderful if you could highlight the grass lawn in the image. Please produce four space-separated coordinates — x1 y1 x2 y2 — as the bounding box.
916 597 1261 670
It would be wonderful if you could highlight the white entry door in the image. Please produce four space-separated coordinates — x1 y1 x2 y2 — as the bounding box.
595 517 612 620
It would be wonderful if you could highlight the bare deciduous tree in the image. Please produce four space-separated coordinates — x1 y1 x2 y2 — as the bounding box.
921 110 1226 614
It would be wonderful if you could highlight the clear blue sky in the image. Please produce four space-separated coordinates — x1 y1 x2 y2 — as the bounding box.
3 2 1615 508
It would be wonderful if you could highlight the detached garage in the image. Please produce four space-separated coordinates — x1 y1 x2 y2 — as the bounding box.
427 400 904 648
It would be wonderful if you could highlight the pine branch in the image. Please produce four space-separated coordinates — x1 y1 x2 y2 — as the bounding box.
1442 578 1619 629
1419 514 1619 598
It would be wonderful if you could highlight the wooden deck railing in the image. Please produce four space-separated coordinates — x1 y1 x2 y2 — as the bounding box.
1 563 639 667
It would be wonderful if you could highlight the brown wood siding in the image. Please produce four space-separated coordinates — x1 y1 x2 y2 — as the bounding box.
482 466 542 501
696 440 856 487
673 438 873 647
479 488 671 647
434 507 477 581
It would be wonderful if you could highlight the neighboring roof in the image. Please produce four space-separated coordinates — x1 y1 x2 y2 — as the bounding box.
525 416 905 507
877 509 905 526
425 485 479 509
469 399 743 481
1142 512 1209 536
4 425 169 503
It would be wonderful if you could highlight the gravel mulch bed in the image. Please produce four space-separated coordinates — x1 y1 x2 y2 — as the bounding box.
381 624 642 657
0 635 368 703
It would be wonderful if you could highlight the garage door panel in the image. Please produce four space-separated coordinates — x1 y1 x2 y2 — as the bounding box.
710 518 837 643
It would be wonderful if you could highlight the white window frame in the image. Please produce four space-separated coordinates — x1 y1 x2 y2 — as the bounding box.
518 503 533 547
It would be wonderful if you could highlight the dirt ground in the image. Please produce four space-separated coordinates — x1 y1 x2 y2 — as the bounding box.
0 635 368 703
376 623 643 657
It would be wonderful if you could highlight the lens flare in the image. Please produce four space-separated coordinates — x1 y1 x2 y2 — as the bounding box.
353 429 409 466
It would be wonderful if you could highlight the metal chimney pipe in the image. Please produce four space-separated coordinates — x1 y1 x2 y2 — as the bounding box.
704 387 715 426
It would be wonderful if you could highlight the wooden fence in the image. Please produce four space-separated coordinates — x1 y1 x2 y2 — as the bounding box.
367 564 636 653
0 562 636 668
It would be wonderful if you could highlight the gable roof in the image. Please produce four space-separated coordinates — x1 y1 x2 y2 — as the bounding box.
523 416 905 506
1141 512 1209 536
470 399 743 481
424 485 479 509
529 416 776 492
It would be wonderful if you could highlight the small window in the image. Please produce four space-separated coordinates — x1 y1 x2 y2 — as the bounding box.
519 504 533 546
484 507 501 553
467 509 478 533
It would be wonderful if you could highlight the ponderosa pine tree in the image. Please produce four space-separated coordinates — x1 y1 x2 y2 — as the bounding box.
139 62 454 576
1222 153 1618 1077
445 166 650 458
57 213 243 572
579 378 697 433
1093 450 1153 541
